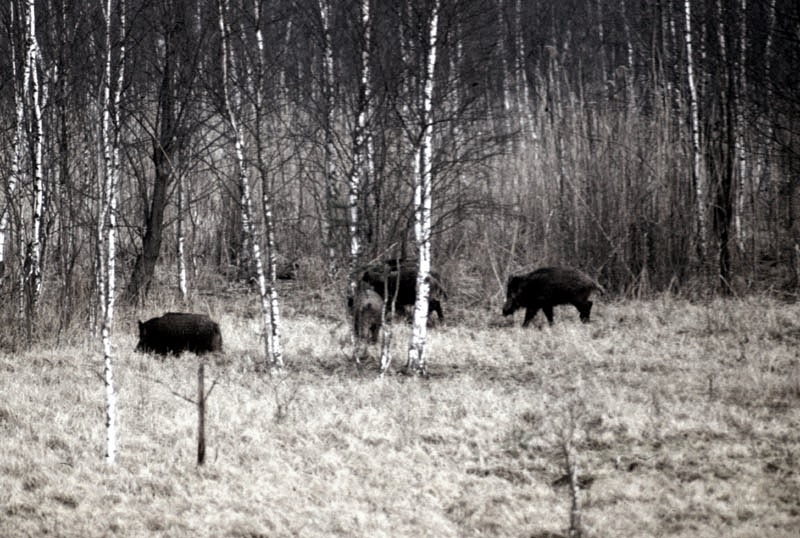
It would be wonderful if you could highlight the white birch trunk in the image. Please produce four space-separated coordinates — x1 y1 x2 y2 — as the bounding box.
734 0 747 254
347 0 371 362
407 0 439 375
260 190 283 367
177 173 188 301
219 0 280 368
95 110 108 335
684 0 706 261
347 0 370 300
101 0 125 465
254 0 283 367
26 0 45 318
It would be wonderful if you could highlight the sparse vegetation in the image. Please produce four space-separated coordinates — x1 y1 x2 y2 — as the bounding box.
2 292 799 537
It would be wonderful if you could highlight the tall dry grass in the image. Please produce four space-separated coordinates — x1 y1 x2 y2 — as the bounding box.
1 294 799 537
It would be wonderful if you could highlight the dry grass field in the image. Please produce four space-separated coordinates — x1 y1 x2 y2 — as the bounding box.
2 293 799 537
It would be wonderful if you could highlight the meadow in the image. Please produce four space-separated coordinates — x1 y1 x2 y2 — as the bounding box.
1 292 799 537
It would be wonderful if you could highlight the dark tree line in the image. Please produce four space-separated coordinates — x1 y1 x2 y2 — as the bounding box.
1 0 799 347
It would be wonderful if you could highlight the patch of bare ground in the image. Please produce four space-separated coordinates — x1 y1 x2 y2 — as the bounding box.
1 295 799 537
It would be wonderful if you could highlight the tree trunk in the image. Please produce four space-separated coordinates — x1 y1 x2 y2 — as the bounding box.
218 0 282 368
254 0 283 367
127 109 174 303
318 0 339 278
684 0 707 263
734 0 747 255
126 5 182 304
23 0 46 341
407 0 439 376
177 172 188 301
101 0 125 465
2 1 26 291
348 0 372 360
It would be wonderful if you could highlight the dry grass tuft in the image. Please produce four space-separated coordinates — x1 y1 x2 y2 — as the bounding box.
1 294 799 537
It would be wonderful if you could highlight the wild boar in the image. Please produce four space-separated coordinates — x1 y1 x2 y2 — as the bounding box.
502 266 604 326
136 312 222 356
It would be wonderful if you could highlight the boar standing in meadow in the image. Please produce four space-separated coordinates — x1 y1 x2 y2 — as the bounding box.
502 266 604 326
361 263 447 322
350 289 384 343
136 312 222 356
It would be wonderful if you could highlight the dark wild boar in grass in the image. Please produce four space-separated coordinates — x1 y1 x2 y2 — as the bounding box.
361 264 447 322
136 312 222 356
350 289 384 343
502 266 604 326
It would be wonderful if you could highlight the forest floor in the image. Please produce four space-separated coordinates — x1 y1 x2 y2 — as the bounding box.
1 292 799 537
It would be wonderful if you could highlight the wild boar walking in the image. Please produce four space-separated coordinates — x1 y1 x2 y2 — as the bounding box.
136 312 222 356
502 266 604 326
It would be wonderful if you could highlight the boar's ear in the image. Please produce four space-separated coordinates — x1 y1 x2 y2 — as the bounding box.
138 321 145 335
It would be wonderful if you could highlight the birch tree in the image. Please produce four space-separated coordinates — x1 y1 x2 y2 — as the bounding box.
99 0 126 464
253 0 283 366
683 0 706 262
218 0 283 368
176 172 188 301
348 0 371 302
406 0 440 375
345 0 374 363
19 0 46 341
734 0 747 254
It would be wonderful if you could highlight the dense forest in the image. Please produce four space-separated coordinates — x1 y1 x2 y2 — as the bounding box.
2 0 799 347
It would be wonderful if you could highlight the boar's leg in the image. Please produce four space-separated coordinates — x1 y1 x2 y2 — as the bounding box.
542 305 555 325
577 300 593 322
429 298 444 321
522 305 540 327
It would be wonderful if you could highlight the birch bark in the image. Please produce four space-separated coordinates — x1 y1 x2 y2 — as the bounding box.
254 0 283 367
218 0 282 368
25 0 45 331
684 0 707 261
407 0 440 375
101 0 126 464
734 0 747 254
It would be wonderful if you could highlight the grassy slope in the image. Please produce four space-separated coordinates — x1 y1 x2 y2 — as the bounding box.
1 295 799 537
